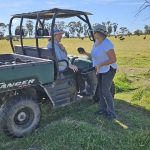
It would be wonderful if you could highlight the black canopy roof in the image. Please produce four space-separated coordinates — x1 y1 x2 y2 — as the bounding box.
12 8 93 19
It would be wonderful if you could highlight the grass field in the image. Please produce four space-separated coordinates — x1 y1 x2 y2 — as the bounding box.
0 35 150 150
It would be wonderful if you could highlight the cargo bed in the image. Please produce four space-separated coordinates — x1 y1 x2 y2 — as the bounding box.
0 54 54 92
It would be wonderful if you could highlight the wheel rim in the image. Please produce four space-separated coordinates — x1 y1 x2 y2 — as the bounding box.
14 107 34 128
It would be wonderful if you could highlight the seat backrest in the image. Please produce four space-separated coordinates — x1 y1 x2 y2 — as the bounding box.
43 29 49 36
15 29 24 36
14 45 54 60
39 48 54 59
37 28 49 36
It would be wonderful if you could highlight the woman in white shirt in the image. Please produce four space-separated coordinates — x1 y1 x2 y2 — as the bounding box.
82 24 117 119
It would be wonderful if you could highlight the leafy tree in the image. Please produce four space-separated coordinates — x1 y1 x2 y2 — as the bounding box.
55 21 65 31
23 28 28 37
67 21 76 37
65 32 70 38
0 32 4 40
134 29 143 36
106 21 113 36
106 21 111 27
120 27 128 36
0 23 6 38
108 25 112 36
102 21 113 36
44 23 51 31
144 25 150 34
25 20 33 37
75 21 83 38
127 31 132 37
83 24 88 37
112 23 118 36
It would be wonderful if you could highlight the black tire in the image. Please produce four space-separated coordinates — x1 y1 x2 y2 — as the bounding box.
93 81 115 103
1 96 41 137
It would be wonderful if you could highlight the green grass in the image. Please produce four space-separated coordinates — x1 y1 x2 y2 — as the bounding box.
0 35 150 150
0 100 150 150
132 88 146 101
114 73 133 92
0 99 150 150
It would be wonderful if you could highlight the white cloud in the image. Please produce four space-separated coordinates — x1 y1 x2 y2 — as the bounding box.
83 0 118 4
83 0 143 5
12 19 20 25
45 0 73 8
118 2 143 5
0 0 34 9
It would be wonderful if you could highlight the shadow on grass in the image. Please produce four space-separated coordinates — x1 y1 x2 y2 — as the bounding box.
41 98 150 132
0 98 150 150
1 98 150 138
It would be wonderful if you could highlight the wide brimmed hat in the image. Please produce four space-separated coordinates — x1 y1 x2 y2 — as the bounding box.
91 24 108 36
50 28 64 36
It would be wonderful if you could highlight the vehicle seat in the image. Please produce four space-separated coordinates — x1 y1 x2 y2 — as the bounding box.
37 28 49 36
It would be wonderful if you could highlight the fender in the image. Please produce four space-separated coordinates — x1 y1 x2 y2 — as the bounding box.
40 84 55 108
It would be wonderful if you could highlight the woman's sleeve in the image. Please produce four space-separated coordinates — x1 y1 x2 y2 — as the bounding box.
104 41 114 52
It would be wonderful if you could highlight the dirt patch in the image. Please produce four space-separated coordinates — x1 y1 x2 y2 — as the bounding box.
117 67 150 74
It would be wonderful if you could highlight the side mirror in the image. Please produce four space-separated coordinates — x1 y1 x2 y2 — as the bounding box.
58 59 69 72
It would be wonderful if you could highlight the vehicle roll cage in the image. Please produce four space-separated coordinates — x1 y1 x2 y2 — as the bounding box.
9 8 95 57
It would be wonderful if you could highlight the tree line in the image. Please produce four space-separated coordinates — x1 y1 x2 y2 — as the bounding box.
0 20 150 40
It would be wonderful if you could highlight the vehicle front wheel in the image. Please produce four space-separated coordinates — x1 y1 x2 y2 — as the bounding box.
1 96 41 137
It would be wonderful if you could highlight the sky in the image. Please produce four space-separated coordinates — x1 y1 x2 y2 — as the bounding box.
0 0 150 32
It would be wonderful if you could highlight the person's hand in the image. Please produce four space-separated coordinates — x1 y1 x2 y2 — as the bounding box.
96 64 101 74
69 64 78 72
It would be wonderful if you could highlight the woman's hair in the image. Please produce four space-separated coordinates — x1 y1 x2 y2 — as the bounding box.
97 32 107 39
96 31 107 39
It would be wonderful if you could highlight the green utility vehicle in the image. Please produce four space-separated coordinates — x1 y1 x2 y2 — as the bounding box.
0 8 115 137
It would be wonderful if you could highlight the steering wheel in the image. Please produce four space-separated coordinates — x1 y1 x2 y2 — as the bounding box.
70 57 78 64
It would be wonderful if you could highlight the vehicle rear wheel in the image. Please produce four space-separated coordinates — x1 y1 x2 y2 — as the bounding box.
1 96 41 137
